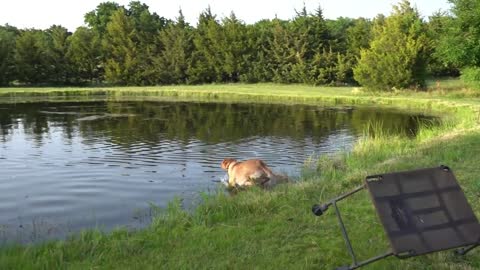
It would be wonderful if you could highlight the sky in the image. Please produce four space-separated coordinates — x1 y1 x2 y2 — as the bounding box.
0 0 452 31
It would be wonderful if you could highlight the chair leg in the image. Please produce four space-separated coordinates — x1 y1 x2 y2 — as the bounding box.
334 252 394 270
455 243 479 256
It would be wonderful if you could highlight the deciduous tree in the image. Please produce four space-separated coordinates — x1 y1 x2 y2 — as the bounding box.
0 27 17 85
67 27 102 83
15 30 51 84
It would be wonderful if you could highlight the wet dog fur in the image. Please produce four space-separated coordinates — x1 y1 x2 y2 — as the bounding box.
221 158 288 188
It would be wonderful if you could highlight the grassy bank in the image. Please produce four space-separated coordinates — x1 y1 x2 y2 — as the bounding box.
0 83 479 269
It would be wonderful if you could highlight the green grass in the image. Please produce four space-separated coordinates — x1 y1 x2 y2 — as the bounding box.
1 81 480 269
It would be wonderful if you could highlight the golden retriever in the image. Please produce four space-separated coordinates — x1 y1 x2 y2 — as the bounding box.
221 158 288 188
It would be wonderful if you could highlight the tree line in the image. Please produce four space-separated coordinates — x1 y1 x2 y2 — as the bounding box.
0 0 478 90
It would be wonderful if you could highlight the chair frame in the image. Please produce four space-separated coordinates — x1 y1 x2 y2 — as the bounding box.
312 166 479 270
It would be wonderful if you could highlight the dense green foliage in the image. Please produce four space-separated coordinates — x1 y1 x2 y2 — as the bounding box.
354 1 429 90
437 0 480 87
0 0 478 90
437 0 480 67
0 27 17 85
461 67 480 88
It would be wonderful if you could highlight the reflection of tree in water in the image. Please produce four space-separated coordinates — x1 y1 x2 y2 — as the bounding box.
79 102 355 145
0 108 14 142
0 101 437 146
0 102 99 145
0 103 49 145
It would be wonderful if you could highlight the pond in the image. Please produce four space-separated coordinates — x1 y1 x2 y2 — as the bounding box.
0 100 436 243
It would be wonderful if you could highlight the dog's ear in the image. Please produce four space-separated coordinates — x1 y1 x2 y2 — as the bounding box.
221 159 228 170
221 159 230 170
221 158 235 170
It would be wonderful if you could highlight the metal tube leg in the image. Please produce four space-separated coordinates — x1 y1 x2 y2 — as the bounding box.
346 252 394 270
333 201 357 265
455 243 479 255
334 252 394 270
312 185 365 216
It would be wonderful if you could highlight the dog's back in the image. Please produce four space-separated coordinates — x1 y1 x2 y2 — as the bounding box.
221 158 287 188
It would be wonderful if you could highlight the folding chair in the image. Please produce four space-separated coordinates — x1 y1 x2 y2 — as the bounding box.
312 165 480 270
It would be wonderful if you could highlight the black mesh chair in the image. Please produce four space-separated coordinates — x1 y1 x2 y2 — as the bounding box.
312 165 480 270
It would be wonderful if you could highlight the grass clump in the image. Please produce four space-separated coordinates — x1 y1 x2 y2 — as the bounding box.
461 67 480 90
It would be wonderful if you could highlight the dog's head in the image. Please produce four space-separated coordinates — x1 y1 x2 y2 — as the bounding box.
221 158 237 170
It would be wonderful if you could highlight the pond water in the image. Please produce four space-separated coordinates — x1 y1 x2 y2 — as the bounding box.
0 100 435 243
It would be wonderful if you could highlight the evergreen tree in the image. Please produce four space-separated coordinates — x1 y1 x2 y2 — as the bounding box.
127 1 169 84
346 18 372 57
310 5 331 53
288 6 314 83
326 17 354 54
309 48 346 85
339 18 373 84
353 0 429 90
268 19 300 83
221 12 249 82
240 20 275 82
156 10 193 84
187 7 221 84
47 25 71 84
291 5 335 84
103 8 139 85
